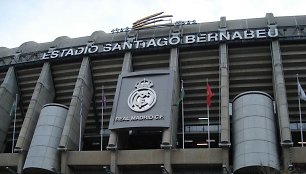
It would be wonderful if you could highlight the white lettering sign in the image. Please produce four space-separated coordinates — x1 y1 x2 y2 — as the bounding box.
42 28 279 60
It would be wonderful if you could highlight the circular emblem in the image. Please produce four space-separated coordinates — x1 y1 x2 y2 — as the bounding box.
127 78 157 112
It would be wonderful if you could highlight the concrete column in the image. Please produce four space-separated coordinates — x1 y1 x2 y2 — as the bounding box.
270 40 292 144
15 63 55 152
266 13 292 144
170 48 179 72
17 152 26 174
162 48 179 149
108 52 132 174
266 13 293 173
60 151 73 174
219 17 231 174
0 66 18 152
222 148 230 174
121 52 133 73
59 57 94 150
219 35 230 145
110 151 120 174
108 52 133 150
163 150 172 174
160 48 179 174
282 147 292 173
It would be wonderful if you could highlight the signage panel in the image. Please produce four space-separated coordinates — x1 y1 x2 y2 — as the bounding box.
108 70 174 129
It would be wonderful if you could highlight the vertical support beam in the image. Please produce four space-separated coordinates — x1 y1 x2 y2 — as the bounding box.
282 147 292 173
219 34 230 145
222 148 230 174
270 40 292 144
0 66 18 152
161 48 179 174
108 52 132 174
163 150 172 174
17 152 26 174
16 62 55 152
59 57 94 150
110 151 120 174
219 16 231 174
108 52 132 148
266 13 292 172
162 48 179 149
61 151 72 174
121 52 133 74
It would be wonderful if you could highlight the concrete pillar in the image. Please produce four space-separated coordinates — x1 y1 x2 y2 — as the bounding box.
0 66 18 152
282 147 292 173
110 151 120 174
15 63 55 152
170 48 179 72
108 52 132 174
108 52 132 149
108 52 132 150
163 150 172 174
219 40 230 145
270 39 292 144
121 52 133 74
161 48 179 149
266 13 293 173
219 16 231 173
61 151 73 174
59 57 94 150
160 48 179 174
17 152 26 174
222 148 230 174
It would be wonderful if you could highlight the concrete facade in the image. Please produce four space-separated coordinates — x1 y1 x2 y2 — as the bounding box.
0 13 306 173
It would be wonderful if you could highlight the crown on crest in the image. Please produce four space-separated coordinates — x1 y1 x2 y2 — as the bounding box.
135 78 153 88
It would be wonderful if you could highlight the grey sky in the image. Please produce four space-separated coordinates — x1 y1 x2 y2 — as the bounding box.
1 0 305 48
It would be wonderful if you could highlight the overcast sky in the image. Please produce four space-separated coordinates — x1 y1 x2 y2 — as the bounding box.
0 0 305 48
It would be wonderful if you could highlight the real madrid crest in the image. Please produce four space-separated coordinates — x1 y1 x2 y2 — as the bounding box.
128 78 157 112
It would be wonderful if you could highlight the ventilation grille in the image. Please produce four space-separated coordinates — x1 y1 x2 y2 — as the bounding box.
180 49 220 124
281 43 306 122
6 65 42 150
229 45 273 100
85 56 123 147
132 52 169 71
52 61 82 106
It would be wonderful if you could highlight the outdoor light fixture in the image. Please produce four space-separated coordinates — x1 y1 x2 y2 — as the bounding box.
5 167 17 174
103 166 114 174
184 140 193 143
288 164 294 171
206 139 215 143
160 165 169 174
198 117 208 120
196 143 208 146
222 164 231 174
57 146 68 151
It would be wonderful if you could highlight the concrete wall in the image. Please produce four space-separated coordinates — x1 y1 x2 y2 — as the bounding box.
0 67 18 152
15 63 55 151
59 57 94 150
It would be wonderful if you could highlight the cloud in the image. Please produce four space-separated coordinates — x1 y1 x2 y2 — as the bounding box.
0 0 305 48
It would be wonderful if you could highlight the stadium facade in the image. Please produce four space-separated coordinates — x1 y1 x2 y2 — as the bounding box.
0 13 305 174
